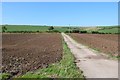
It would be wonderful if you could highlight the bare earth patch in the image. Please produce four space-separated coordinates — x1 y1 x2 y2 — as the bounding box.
2 33 63 76
69 33 118 56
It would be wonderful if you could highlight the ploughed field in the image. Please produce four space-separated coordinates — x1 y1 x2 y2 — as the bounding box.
2 33 63 76
70 33 118 56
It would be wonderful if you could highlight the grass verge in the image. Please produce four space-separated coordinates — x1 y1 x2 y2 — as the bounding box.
0 73 12 80
16 41 84 79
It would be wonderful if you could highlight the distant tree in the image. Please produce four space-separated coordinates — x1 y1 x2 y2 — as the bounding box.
91 31 99 34
72 29 80 33
48 26 54 31
2 26 7 32
80 30 87 33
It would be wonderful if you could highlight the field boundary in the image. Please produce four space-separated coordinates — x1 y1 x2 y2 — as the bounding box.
62 33 118 78
16 39 84 79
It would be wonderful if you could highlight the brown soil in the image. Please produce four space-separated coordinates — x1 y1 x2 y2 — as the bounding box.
2 33 63 76
69 33 118 56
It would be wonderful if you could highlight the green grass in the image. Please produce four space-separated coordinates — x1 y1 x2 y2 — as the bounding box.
98 27 119 34
79 26 119 34
17 41 84 79
0 73 12 80
54 27 69 32
0 25 81 33
2 25 49 32
0 25 71 33
1 25 119 34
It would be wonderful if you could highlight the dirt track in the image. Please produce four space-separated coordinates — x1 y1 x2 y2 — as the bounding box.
62 33 118 78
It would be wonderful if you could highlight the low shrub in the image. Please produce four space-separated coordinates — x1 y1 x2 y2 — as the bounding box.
80 30 87 33
72 29 80 33
91 31 99 34
65 31 72 33
6 31 42 33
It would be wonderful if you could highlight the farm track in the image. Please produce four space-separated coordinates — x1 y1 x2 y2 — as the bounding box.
2 33 63 77
62 33 118 78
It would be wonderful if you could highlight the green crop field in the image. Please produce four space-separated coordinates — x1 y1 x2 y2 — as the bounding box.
1 25 73 33
1 25 119 34
54 27 70 32
2 25 49 32
98 27 119 34
1 25 79 33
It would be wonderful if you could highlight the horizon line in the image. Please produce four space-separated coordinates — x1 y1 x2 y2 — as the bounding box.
0 24 118 27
